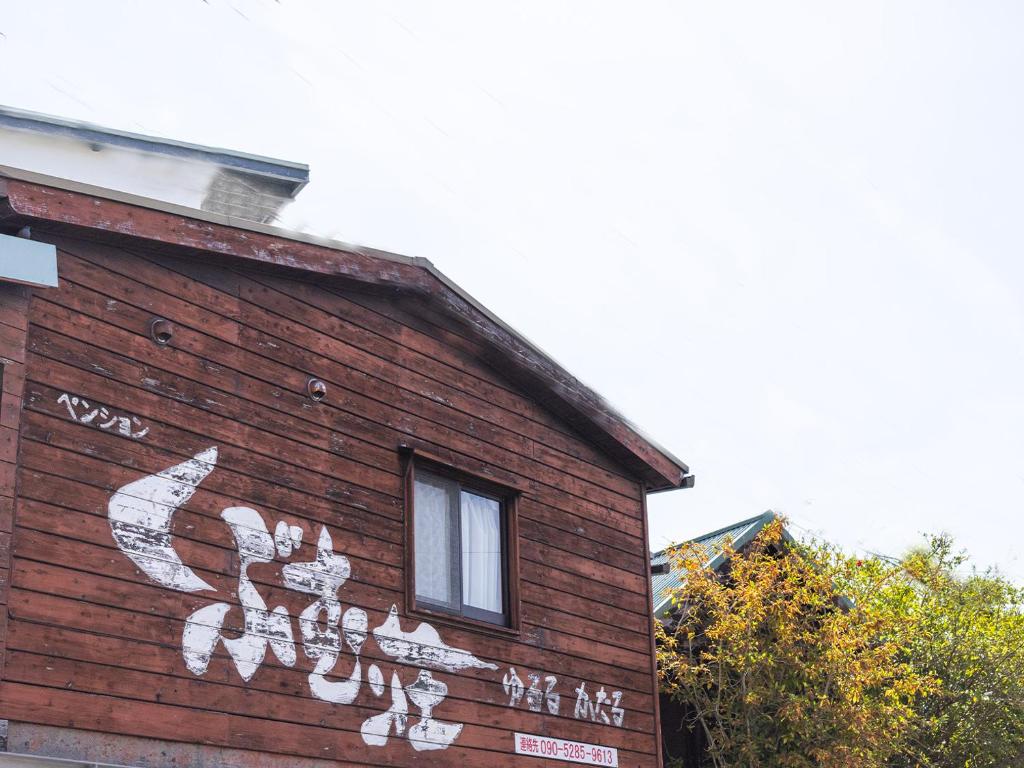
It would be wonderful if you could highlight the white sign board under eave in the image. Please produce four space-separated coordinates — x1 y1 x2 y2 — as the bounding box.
0 232 58 288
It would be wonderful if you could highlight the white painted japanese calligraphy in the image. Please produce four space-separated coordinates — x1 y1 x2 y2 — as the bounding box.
503 667 525 706
404 670 464 751
182 506 296 680
107 447 216 592
373 605 498 672
504 669 621 726
59 392 149 438
574 682 624 727
529 673 561 716
106 446 502 753
361 670 408 746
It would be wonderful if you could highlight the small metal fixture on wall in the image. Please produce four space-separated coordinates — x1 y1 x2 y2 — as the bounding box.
149 318 174 345
307 378 327 402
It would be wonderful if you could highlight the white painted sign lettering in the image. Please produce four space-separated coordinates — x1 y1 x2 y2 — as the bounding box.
106 447 495 753
503 667 625 727
513 732 618 766
59 392 149 439
106 446 628 756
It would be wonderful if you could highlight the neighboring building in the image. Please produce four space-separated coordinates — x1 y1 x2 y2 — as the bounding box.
650 511 793 766
0 106 308 223
0 119 692 768
650 510 792 621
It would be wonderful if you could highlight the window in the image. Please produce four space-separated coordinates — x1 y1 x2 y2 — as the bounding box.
407 461 517 629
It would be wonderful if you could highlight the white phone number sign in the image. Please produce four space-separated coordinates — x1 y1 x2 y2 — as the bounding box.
514 732 618 766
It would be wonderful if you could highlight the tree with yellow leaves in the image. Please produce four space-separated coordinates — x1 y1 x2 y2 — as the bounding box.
876 535 1024 768
656 518 931 768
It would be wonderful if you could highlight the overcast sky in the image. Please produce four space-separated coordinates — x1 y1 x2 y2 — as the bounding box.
2 1 1022 579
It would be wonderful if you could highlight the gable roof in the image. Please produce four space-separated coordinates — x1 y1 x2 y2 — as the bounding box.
0 165 692 491
651 511 793 618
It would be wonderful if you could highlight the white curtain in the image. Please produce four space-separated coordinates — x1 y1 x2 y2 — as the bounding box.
461 491 502 613
415 476 452 605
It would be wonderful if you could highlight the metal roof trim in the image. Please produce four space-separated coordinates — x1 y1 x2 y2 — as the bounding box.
652 511 786 618
0 105 309 193
650 511 773 562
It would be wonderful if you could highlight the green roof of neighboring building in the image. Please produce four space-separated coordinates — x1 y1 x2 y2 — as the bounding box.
651 510 792 619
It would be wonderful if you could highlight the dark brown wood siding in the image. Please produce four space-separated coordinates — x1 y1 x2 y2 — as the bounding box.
0 234 659 767
0 282 30 688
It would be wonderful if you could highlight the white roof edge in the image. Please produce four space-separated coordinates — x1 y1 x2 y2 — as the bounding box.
0 104 309 182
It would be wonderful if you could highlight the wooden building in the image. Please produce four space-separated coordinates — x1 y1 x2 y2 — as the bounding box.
0 127 691 768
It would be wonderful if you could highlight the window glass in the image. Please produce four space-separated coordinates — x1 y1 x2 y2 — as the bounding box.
414 474 456 607
411 465 510 626
460 490 502 614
